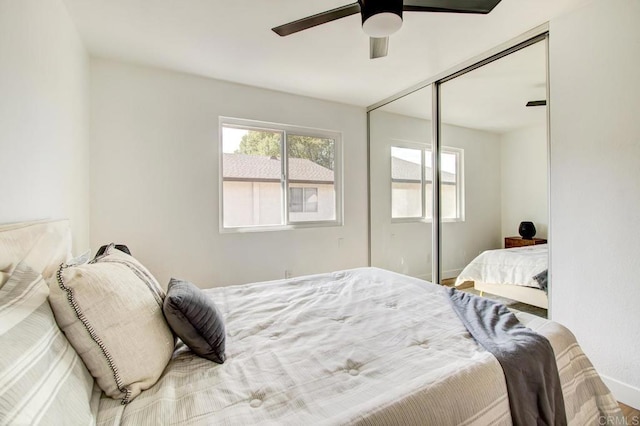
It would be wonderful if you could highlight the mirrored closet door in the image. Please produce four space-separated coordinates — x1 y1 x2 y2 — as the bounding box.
369 35 549 316
369 86 433 281
440 39 548 282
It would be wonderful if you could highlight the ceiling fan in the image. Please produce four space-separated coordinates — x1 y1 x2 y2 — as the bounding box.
272 0 503 59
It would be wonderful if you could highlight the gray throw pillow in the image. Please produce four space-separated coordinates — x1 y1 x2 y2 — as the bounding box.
163 278 226 363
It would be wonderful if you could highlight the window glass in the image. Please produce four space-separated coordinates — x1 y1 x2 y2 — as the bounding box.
392 145 463 221
289 187 303 212
304 188 318 212
222 127 283 228
440 151 459 219
391 147 423 218
287 135 335 222
221 120 341 230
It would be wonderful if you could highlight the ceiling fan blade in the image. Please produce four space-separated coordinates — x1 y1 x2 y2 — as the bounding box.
272 3 361 36
370 37 389 59
403 0 502 14
526 100 547 107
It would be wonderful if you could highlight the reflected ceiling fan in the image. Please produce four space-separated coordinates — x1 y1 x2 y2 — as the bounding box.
272 0 503 59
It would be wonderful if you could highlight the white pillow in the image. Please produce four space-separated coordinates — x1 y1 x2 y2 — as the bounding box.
0 263 98 424
48 244 174 404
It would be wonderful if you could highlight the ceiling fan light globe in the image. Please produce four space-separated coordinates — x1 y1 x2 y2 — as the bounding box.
362 13 402 37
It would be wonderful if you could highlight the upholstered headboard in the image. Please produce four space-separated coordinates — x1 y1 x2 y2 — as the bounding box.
0 219 72 288
0 219 99 425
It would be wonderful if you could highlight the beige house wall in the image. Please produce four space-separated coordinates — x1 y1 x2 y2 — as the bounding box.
392 182 458 219
391 182 422 218
223 181 335 227
288 182 336 222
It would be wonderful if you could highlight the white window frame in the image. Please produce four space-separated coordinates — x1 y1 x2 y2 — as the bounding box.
439 146 465 223
390 141 464 223
219 117 343 233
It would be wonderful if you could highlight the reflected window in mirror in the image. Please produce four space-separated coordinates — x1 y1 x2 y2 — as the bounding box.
431 148 464 222
391 146 423 218
391 144 464 222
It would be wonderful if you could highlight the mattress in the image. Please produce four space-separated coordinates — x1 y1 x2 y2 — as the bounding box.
455 244 548 288
96 267 619 425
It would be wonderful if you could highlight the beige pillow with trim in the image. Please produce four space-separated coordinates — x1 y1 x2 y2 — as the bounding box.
48 244 174 404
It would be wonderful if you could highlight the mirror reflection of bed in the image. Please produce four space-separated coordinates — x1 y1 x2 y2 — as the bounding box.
448 241 549 317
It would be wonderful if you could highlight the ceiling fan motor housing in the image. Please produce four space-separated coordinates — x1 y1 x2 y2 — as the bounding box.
360 0 404 37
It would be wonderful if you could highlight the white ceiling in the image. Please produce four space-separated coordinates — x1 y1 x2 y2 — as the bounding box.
63 0 587 109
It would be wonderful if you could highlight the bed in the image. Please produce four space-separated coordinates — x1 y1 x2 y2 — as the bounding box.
1 221 622 425
455 244 549 309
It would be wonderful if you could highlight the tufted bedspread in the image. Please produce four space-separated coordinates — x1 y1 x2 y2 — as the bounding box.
96 267 620 425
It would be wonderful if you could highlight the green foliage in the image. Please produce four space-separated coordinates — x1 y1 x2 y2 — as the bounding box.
236 131 334 170
235 131 281 158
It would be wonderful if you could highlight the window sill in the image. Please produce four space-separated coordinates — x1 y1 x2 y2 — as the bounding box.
219 220 343 234
390 217 465 224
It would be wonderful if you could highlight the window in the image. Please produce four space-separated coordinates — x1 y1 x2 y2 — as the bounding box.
391 147 423 218
220 118 341 230
289 187 318 213
391 144 464 221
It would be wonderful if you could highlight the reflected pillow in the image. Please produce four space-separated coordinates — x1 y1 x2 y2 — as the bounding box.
163 278 226 363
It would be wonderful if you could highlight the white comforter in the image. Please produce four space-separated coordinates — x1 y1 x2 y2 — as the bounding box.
455 244 548 288
96 267 618 425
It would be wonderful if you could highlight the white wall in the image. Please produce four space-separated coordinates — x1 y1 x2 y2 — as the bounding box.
500 124 548 240
369 110 502 281
0 0 90 252
89 59 368 287
550 0 640 408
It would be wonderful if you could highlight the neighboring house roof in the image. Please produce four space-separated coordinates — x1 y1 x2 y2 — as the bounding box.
223 153 334 183
392 157 456 184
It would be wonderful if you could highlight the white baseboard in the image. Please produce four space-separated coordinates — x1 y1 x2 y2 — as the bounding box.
601 375 640 410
